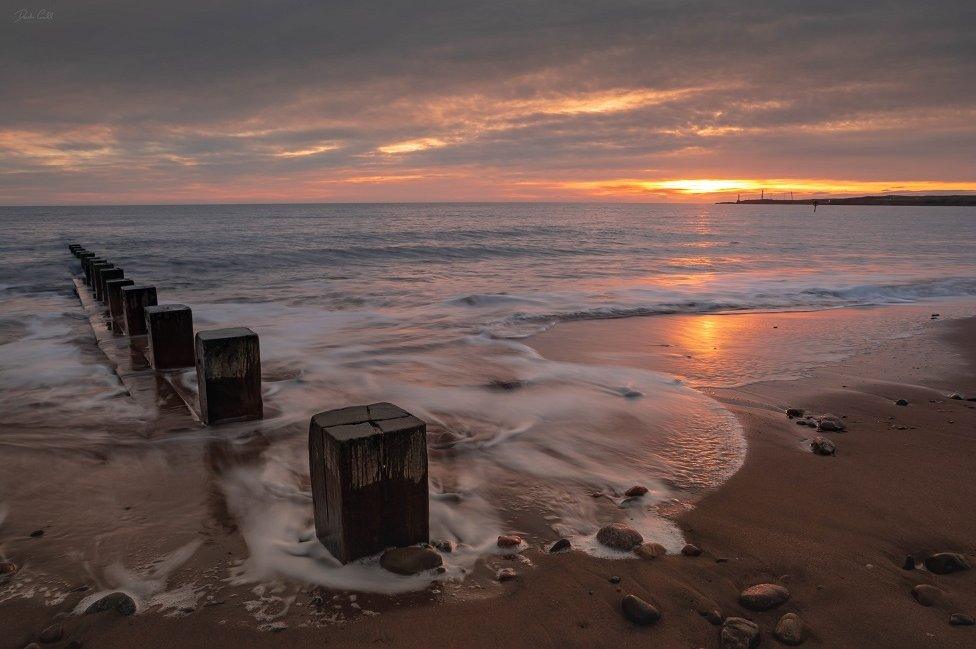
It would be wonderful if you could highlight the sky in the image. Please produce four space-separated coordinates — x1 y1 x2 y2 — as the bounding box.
2 0 975 204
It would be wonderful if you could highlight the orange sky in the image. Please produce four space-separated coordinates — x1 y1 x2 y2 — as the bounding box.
2 3 974 204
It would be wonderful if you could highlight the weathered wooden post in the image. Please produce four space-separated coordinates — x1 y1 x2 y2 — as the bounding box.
68 244 83 255
97 267 123 303
84 258 106 286
145 305 194 369
106 278 135 322
194 328 263 425
78 251 95 268
120 285 158 335
308 403 429 563
91 262 115 294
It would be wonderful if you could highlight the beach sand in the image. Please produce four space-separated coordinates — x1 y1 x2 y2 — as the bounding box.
3 310 975 648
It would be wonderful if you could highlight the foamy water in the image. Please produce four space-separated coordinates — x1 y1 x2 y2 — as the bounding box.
1 203 975 599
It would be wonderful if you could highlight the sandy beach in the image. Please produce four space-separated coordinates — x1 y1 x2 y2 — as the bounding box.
3 303 974 648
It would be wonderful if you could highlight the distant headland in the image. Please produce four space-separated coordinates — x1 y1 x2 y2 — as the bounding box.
718 194 976 206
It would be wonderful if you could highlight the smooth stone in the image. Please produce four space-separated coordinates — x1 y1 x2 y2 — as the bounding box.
39 623 63 643
621 594 661 625
635 542 667 559
739 583 790 611
682 543 702 556
925 552 971 574
895 399 909 406
596 523 643 551
786 408 804 418
496 567 517 582
811 436 836 455
949 613 975 626
379 547 444 576
721 617 760 649
86 591 137 616
816 414 846 432
549 538 571 553
497 534 523 548
624 485 648 498
774 613 805 645
948 393 963 400
912 584 945 607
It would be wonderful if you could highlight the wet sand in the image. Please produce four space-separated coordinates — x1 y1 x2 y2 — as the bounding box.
3 310 976 647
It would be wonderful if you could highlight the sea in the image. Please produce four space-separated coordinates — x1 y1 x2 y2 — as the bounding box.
1 203 975 598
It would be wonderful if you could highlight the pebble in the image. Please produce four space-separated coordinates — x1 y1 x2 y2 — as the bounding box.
903 555 915 570
774 613 805 645
432 539 456 553
624 485 648 498
681 543 702 557
496 568 517 582
0 560 17 576
30 530 45 538
497 535 523 548
379 547 444 575
816 414 846 431
609 575 621 584
948 393 963 400
86 592 137 616
549 538 571 553
786 408 804 418
635 542 667 559
721 617 760 649
620 594 661 625
39 623 63 643
739 583 790 611
949 613 975 626
924 552 971 574
596 523 643 551
911 584 945 607
810 437 836 456
895 399 909 406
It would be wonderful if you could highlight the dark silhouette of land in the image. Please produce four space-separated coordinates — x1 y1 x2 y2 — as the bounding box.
718 194 976 206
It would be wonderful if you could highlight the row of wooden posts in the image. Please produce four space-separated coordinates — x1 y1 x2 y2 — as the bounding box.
67 243 430 565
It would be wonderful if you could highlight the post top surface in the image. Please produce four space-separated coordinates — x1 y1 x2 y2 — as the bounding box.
105 278 134 286
145 304 190 315
196 327 257 341
121 284 155 293
311 402 422 438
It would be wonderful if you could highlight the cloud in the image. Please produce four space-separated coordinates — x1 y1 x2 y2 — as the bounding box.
0 0 974 203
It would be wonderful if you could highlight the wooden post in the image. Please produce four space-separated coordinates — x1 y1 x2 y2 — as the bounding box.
85 258 106 286
308 403 429 563
106 278 134 322
90 263 115 295
68 244 84 256
145 305 194 369
194 328 263 425
97 267 123 303
120 285 158 335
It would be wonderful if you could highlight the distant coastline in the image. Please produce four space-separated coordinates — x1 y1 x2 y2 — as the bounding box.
718 194 976 206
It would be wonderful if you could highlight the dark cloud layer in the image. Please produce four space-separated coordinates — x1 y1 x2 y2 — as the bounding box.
1 0 974 202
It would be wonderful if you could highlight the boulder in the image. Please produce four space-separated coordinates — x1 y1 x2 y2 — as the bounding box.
739 583 790 611
432 539 456 553
624 485 649 498
621 594 661 625
496 568 517 582
774 613 805 645
635 542 667 559
497 535 523 548
0 560 17 576
924 552 970 574
816 414 846 432
786 408 804 418
811 437 836 456
379 546 444 575
949 613 975 626
86 592 137 616
596 523 643 551
721 617 760 649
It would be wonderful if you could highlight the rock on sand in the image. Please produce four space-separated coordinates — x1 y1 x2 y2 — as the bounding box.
681 543 702 556
950 613 975 626
621 594 661 625
549 538 571 553
380 546 443 575
635 542 667 559
721 617 760 649
810 437 836 455
596 523 643 551
924 552 971 574
816 414 846 432
739 583 790 611
497 534 523 548
624 485 649 498
86 592 137 616
774 613 805 645
911 584 945 607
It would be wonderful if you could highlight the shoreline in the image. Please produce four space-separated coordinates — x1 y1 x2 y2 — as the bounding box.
3 307 975 647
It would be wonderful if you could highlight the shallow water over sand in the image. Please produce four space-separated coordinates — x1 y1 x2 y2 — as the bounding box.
1 203 975 606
